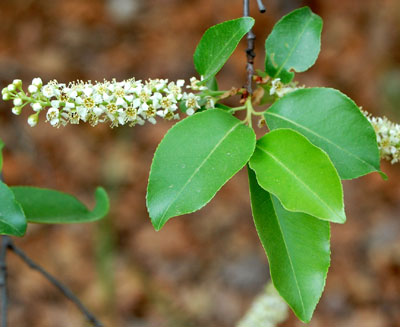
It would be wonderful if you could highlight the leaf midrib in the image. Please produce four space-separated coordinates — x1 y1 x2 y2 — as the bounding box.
156 122 242 229
257 145 341 220
269 193 306 317
199 20 252 78
265 111 377 171
273 13 314 77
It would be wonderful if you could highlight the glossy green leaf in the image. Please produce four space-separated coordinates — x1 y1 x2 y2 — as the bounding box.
0 182 27 236
215 103 232 111
265 88 382 179
11 186 109 224
147 109 256 230
206 76 219 91
249 129 345 223
265 7 322 83
194 17 255 81
248 168 330 323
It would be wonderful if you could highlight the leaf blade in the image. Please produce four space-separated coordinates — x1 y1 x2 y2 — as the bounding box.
248 167 330 322
264 88 382 179
194 17 255 81
249 128 345 223
147 109 256 230
265 7 322 83
0 182 27 236
11 186 109 224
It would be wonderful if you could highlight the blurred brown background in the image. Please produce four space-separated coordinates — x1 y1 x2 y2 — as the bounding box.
0 0 400 326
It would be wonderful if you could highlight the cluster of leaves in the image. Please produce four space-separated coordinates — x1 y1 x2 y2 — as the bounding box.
146 7 384 322
0 140 109 237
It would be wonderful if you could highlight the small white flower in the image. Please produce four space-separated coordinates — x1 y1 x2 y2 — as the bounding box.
269 78 301 98
42 84 55 98
68 90 78 99
50 100 61 108
46 108 60 126
116 97 127 107
186 108 195 116
148 117 157 124
185 93 200 110
103 93 114 103
65 102 75 109
76 106 88 121
125 95 134 103
205 96 215 109
93 106 104 116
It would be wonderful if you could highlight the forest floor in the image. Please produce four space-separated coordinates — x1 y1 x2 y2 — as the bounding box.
0 0 399 326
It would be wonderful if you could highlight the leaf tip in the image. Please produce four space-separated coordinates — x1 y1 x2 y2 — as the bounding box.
151 217 164 232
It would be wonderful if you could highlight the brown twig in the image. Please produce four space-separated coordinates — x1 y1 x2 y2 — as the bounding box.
0 235 103 327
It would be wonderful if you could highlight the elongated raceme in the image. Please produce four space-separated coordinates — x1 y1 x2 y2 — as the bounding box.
2 77 211 128
364 112 400 164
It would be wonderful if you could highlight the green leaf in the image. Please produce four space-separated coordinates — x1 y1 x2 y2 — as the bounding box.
265 7 322 83
206 76 219 91
249 128 345 223
194 17 255 81
248 167 330 323
11 186 109 224
215 103 232 111
0 182 27 236
147 109 256 230
264 88 382 179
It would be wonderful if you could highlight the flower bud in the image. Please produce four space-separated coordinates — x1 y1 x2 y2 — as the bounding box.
13 98 23 106
7 84 16 92
12 79 22 88
2 93 11 101
28 85 38 94
32 102 42 112
12 106 22 115
32 77 43 87
27 113 39 127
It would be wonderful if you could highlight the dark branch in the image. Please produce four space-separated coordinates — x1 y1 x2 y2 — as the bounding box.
0 236 103 327
243 0 266 94
0 236 10 327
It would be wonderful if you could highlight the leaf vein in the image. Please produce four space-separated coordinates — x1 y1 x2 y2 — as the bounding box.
265 111 377 170
156 122 242 229
273 14 314 77
269 193 306 316
257 145 340 219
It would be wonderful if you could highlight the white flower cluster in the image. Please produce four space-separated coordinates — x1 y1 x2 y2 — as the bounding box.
364 112 400 164
237 283 288 327
2 77 211 128
269 78 303 98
